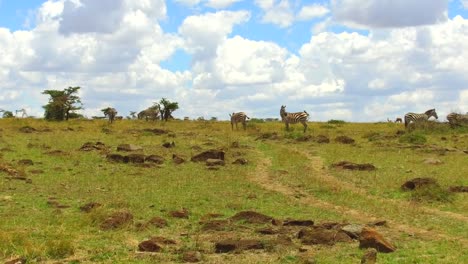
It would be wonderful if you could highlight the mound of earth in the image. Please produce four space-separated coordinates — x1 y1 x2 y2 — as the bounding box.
117 144 143 152
206 159 225 166
142 128 169 135
232 158 248 165
316 135 330 143
448 186 468 193
19 126 36 133
335 136 355 144
182 251 202 263
230 211 273 224
145 155 165 164
172 154 185 164
200 219 231 232
191 150 225 162
401 177 438 191
359 227 396 253
79 202 102 213
100 211 134 230
169 208 189 218
331 161 376 171
80 142 107 151
298 227 352 245
215 239 265 253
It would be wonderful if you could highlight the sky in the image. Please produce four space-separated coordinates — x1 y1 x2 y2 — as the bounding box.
0 0 467 121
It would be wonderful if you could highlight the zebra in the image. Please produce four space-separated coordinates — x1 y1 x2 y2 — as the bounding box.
229 112 250 130
404 109 438 128
395 117 402 123
280 105 309 132
447 112 468 127
138 106 160 121
102 107 118 123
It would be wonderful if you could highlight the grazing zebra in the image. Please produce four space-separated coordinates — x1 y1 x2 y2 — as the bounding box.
395 117 402 123
280 105 309 132
102 107 118 123
229 112 250 130
138 106 160 121
404 109 438 128
447 112 468 127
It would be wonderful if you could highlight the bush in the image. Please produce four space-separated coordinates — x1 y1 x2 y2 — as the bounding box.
398 133 427 144
327 119 346 124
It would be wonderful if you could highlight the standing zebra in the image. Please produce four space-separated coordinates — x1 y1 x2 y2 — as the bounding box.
102 107 118 123
404 109 438 128
229 112 250 130
138 105 160 121
447 112 468 127
280 105 309 132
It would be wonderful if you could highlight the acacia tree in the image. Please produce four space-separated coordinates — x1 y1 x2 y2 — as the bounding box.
159 98 179 121
42 86 83 121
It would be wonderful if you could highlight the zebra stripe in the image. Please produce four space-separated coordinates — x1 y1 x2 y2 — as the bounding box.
280 105 309 132
447 112 468 127
404 109 438 128
138 106 160 121
103 108 118 123
230 112 249 130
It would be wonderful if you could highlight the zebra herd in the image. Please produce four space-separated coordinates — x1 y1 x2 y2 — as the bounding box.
101 105 467 131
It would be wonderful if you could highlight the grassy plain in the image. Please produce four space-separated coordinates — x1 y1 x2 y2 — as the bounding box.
0 118 467 263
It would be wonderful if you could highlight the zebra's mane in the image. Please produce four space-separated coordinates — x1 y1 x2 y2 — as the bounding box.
424 109 435 115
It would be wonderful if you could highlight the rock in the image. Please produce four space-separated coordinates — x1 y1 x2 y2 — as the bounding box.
335 136 355 144
169 208 189 218
341 224 365 239
298 227 352 245
191 150 225 162
182 251 202 262
230 211 273 224
214 239 264 253
138 239 162 252
448 186 468 193
127 154 146 163
172 154 186 164
283 219 314 226
401 177 438 191
145 155 165 164
232 158 248 165
206 159 225 166
79 202 102 213
117 144 142 152
18 159 34 166
361 248 378 264
331 161 376 171
100 211 134 230
162 142 176 148
423 158 443 165
359 227 396 253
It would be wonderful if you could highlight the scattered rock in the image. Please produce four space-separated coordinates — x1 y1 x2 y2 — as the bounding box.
298 227 352 245
341 224 365 239
80 142 107 151
423 158 443 165
169 208 189 218
215 239 264 253
361 248 378 264
335 136 355 144
182 251 202 262
401 177 438 191
206 159 225 166
359 227 396 253
19 126 36 133
127 154 146 163
145 155 165 164
147 216 168 228
117 144 143 152
162 142 176 148
191 150 225 162
448 186 468 193
106 153 128 163
232 158 248 165
79 202 102 213
331 161 376 171
315 135 330 144
138 239 162 252
172 154 186 164
17 159 33 166
100 211 134 230
230 211 273 224
283 219 314 227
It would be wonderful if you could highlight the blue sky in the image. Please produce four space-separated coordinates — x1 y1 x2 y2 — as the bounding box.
0 0 467 120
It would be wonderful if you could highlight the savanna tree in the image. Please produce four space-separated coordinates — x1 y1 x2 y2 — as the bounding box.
42 86 83 121
159 98 179 121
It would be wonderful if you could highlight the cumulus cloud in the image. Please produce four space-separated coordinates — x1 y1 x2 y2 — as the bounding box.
462 0 468 9
255 0 294 28
297 4 330 20
205 0 243 9
332 0 449 28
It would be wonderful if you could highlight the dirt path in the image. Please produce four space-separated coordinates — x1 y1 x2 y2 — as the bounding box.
293 148 468 223
250 151 468 246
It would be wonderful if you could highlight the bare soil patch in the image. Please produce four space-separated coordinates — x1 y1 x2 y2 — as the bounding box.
331 161 376 171
191 150 225 162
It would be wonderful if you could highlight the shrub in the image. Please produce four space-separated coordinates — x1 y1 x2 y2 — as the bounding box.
327 119 346 124
398 133 427 144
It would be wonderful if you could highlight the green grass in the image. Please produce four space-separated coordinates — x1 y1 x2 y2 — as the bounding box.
1 118 467 263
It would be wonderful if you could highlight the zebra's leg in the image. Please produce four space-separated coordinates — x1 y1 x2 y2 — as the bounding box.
302 121 307 133
242 121 246 130
285 122 289 131
231 122 234 131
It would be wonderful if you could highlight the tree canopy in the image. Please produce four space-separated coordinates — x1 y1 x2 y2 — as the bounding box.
42 86 83 121
159 98 179 121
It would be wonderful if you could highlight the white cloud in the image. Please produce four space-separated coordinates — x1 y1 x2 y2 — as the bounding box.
297 4 329 20
462 0 468 9
255 0 294 28
205 0 243 9
332 0 448 28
